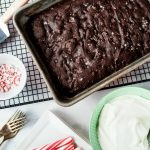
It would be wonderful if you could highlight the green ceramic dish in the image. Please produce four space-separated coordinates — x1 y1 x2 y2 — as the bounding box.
89 86 150 150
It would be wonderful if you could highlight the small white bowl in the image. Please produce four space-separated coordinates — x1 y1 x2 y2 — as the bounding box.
0 54 27 100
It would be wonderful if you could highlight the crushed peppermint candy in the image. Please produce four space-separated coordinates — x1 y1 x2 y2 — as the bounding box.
0 64 21 93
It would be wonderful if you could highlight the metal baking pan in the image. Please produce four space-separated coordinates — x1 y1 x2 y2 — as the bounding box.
13 0 150 106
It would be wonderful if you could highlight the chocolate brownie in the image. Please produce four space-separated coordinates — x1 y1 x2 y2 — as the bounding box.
28 0 150 96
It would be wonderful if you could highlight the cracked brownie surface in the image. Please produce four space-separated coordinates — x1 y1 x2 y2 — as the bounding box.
28 0 150 96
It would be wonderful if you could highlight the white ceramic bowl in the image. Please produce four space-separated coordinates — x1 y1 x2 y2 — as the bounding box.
0 54 27 100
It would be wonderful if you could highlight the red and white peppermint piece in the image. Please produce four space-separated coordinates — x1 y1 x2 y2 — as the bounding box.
0 64 21 93
13 75 21 86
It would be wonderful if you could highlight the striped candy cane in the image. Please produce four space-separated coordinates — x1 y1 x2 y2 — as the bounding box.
34 137 75 150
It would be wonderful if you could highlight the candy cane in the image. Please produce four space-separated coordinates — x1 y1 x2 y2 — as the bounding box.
50 137 74 149
33 137 75 150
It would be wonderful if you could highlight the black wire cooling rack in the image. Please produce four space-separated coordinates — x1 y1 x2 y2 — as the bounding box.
0 0 150 109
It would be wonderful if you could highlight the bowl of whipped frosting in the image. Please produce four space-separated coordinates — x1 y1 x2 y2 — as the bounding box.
89 87 150 150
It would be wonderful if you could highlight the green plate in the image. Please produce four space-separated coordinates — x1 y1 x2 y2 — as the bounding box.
89 86 150 150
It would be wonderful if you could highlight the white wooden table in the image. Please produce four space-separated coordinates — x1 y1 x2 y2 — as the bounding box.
0 81 150 150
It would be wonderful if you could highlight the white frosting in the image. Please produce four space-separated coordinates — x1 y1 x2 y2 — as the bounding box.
98 95 150 150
